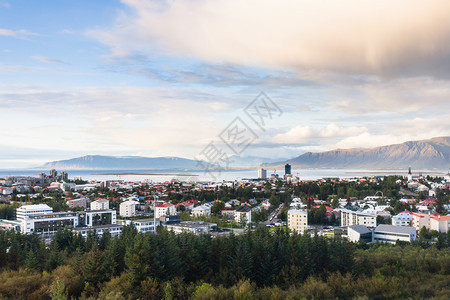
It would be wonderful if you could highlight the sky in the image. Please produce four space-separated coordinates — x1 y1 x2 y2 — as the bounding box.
1 0 450 168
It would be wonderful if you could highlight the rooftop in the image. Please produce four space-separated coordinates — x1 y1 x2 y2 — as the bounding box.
17 204 52 210
431 215 450 221
166 221 216 229
375 224 416 235
236 205 251 213
157 202 174 208
349 225 371 234
288 209 307 215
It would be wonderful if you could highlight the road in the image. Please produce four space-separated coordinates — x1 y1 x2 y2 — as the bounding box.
261 203 284 226
400 187 419 197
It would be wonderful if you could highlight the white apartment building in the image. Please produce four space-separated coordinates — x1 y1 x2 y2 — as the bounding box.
155 203 176 218
392 210 412 226
412 212 432 232
191 205 211 217
16 204 53 221
430 215 450 233
288 209 308 234
258 168 267 179
340 209 376 228
129 219 160 234
119 200 140 217
235 205 252 225
90 199 109 210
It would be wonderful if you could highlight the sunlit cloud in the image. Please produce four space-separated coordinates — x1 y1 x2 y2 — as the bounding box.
91 0 450 78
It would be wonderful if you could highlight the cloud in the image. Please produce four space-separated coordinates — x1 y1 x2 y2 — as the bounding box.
90 0 450 78
273 124 367 144
0 2 10 8
31 55 69 65
0 85 233 158
332 77 450 114
0 28 38 38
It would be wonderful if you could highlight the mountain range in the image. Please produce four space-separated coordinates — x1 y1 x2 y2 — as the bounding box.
39 155 280 170
268 136 450 170
40 137 450 170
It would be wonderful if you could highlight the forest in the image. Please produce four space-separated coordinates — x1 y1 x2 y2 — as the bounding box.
0 226 448 299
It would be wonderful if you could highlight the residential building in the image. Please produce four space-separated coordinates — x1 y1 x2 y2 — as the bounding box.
392 210 412 226
191 205 211 217
155 202 176 218
121 219 160 234
165 221 216 235
74 224 123 238
373 224 416 244
347 225 373 243
412 212 434 232
16 204 53 221
258 168 267 179
430 214 450 233
340 209 376 227
175 200 198 211
221 210 236 217
119 200 140 217
288 209 308 234
67 198 88 209
235 205 252 225
90 199 109 210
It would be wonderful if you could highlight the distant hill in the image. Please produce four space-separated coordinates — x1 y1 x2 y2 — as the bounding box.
40 154 280 170
40 155 201 170
266 136 450 169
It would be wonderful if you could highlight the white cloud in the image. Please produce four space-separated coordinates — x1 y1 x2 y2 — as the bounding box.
0 28 38 38
273 124 367 144
273 126 314 143
91 0 450 78
31 55 69 65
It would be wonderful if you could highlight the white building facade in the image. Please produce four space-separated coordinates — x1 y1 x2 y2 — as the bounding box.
288 209 308 234
155 203 176 218
16 204 53 221
119 200 139 217
340 209 376 227
373 225 416 244
191 205 211 217
392 211 412 226
90 199 109 210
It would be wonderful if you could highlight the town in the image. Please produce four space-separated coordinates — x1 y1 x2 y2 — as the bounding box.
1 165 449 245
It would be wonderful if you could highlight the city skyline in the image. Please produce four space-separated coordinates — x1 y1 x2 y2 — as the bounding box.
2 0 450 168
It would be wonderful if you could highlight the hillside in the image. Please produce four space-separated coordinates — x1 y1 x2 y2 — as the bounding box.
39 154 278 170
40 155 201 170
269 136 450 169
